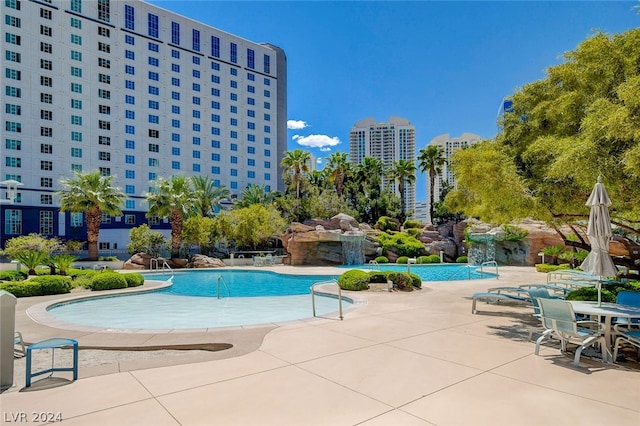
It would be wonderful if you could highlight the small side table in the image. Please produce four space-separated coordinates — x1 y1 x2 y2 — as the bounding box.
25 338 78 387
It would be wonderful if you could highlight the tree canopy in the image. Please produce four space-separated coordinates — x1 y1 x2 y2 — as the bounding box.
446 28 640 236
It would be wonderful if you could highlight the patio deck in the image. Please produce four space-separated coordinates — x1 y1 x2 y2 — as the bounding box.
1 266 639 425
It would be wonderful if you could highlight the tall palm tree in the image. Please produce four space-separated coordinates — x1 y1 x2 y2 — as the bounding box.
388 159 417 223
146 175 197 258
58 171 125 260
356 156 385 194
417 145 446 224
325 152 351 198
191 176 231 217
236 184 276 207
280 149 310 201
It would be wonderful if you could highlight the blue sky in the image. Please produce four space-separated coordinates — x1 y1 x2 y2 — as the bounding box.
149 0 639 201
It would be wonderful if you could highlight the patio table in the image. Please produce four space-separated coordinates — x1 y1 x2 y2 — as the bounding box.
568 301 640 357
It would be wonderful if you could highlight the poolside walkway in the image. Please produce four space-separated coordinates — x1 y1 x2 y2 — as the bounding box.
1 266 639 425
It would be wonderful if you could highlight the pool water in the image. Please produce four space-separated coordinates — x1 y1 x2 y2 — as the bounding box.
47 270 345 330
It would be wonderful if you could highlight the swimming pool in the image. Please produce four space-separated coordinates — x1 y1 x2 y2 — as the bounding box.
343 263 494 281
47 270 348 330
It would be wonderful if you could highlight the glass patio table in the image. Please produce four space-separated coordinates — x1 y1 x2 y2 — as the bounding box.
568 301 640 359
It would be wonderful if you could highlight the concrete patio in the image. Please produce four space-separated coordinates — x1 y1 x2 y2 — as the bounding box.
1 266 639 425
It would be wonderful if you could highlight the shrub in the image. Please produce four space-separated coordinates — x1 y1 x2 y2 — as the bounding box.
30 276 72 295
456 256 468 263
72 274 93 290
424 254 441 264
337 270 370 291
377 232 424 257
403 219 422 229
387 272 413 291
416 256 430 264
0 280 42 297
396 256 409 264
501 225 528 241
90 272 128 291
367 271 388 283
405 227 422 238
99 256 119 261
566 287 616 303
535 264 571 273
374 256 389 264
0 270 27 281
68 268 97 279
409 273 422 289
123 273 144 287
375 216 400 232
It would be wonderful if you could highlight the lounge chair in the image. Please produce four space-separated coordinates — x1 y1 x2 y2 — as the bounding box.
534 298 609 367
613 329 640 362
471 291 529 314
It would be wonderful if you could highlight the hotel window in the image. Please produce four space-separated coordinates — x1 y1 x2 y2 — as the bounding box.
171 147 180 156
230 42 237 63
71 148 82 157
40 25 51 36
40 211 53 234
40 8 51 19
149 129 159 139
192 29 200 51
6 86 20 97
71 164 82 172
125 4 135 30
172 49 180 59
150 100 160 109
41 160 53 171
99 89 111 99
148 158 159 167
98 58 110 68
5 50 20 62
99 136 111 145
41 195 53 205
98 42 110 53
264 78 270 86
41 59 52 70
148 42 159 52
5 33 20 45
5 15 20 27
101 214 111 224
98 0 110 22
148 143 159 153
171 91 180 100
171 22 180 44
40 42 52 53
41 93 52 103
71 99 81 109
148 86 159 95
5 0 20 10
98 120 110 130
70 212 83 227
172 133 180 142
71 115 82 125
193 56 200 65
171 161 180 170
41 110 52 120
40 127 52 137
5 209 22 234
125 50 134 60
71 34 82 45
125 215 135 225
149 115 159 124
211 36 220 57
99 151 111 161
5 157 21 168
98 74 110 84
40 143 52 153
125 65 135 75
125 140 135 149
148 13 159 38
99 105 111 115
125 110 135 119
171 63 180 72
71 67 82 77
125 80 135 90
5 121 20 132
5 139 20 150
70 0 81 13
71 17 81 28
171 119 180 128
171 77 179 86
125 35 134 45
125 155 135 164
40 177 52 188
125 95 135 104
149 71 159 81
70 83 82 93
71 50 82 61
125 170 135 179
71 131 82 141
264 54 271 74
98 27 110 37
193 69 200 78
247 49 255 69
99 167 111 176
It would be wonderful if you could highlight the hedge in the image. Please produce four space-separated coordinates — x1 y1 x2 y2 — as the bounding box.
337 270 369 291
367 271 388 283
387 272 413 291
374 256 389 264
90 272 128 291
456 256 468 263
0 281 42 297
0 270 28 281
30 276 72 295
396 256 409 264
122 273 144 287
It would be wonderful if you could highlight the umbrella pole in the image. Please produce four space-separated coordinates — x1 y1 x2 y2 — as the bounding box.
597 278 602 307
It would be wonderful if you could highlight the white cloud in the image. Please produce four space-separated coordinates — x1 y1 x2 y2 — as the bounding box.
316 158 323 164
292 134 341 149
320 147 332 152
287 120 308 130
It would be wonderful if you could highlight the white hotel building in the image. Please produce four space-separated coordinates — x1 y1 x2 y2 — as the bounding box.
1 0 287 249
349 116 416 215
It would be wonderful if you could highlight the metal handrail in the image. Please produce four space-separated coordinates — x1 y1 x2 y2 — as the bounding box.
161 261 174 273
445 265 473 280
150 258 159 270
310 280 343 320
216 275 231 299
479 261 499 279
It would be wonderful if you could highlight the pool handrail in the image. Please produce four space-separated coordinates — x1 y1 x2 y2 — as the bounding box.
311 280 343 320
479 261 499 279
216 275 231 299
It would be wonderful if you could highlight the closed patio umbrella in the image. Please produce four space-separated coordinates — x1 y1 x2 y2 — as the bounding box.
580 176 617 307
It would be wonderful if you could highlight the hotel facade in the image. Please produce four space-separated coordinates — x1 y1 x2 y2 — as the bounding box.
349 116 416 216
1 0 287 249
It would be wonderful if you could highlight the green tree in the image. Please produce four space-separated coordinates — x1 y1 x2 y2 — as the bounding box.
146 176 197 258
191 176 231 217
1 234 61 275
417 145 446 224
448 28 640 239
49 254 77 276
235 184 276 208
57 171 125 260
325 152 351 198
182 216 216 254
127 224 167 257
281 149 311 201
388 159 416 223
226 204 287 250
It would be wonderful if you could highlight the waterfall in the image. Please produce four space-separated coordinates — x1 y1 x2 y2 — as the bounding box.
341 231 365 265
467 233 496 266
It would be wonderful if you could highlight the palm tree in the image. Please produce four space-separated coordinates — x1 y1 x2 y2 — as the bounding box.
281 149 310 201
417 145 446 224
325 152 351 198
388 159 416 223
58 171 125 260
236 184 276 207
146 175 197 258
191 176 231 217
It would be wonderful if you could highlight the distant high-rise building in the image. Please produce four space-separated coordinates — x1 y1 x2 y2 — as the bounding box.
426 133 481 222
349 116 416 214
0 0 287 249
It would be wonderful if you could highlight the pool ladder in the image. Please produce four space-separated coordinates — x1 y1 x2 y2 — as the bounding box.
310 280 343 320
150 258 174 273
216 275 231 299
479 261 499 279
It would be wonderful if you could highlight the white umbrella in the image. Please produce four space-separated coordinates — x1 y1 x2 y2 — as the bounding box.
580 176 617 306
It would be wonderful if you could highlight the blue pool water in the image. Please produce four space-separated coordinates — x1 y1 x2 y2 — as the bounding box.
47 270 344 330
343 263 494 281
